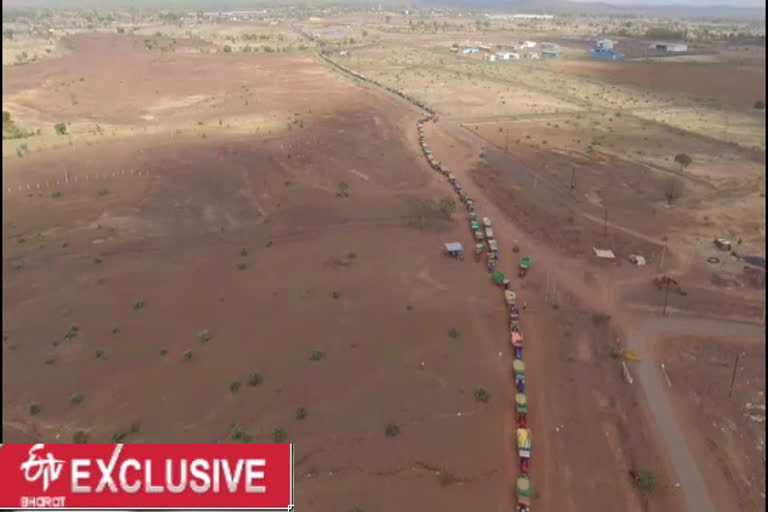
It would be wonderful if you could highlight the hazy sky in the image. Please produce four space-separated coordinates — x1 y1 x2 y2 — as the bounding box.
567 0 765 7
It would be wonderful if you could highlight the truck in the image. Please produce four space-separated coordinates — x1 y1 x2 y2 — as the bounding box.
517 428 531 458
519 256 531 278
511 331 523 360
517 476 532 512
509 303 520 320
485 227 494 239
487 239 499 258
513 359 525 381
515 392 528 415
482 216 492 228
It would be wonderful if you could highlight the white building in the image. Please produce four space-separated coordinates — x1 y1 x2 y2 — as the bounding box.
649 42 688 52
596 39 614 50
520 41 537 48
512 14 554 20
484 54 497 62
461 47 479 55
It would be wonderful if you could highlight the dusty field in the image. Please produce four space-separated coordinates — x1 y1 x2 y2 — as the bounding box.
2 35 513 511
3 12 765 512
657 336 766 512
551 52 766 112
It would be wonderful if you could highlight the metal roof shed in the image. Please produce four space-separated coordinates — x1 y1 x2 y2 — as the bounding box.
444 242 464 254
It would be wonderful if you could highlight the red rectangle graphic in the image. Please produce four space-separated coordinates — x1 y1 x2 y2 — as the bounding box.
0 443 293 509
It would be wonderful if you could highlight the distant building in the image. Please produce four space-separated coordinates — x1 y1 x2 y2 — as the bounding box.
520 41 537 49
589 48 624 60
485 54 497 62
512 14 554 20
596 39 614 50
649 42 688 52
461 47 479 55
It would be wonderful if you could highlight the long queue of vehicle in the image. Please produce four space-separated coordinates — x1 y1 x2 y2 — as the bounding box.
322 53 533 511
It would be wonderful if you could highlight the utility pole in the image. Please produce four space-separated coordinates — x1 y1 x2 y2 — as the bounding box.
505 128 509 152
570 167 576 192
728 352 745 398
659 242 666 272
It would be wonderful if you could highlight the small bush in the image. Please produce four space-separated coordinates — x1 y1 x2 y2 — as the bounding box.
310 350 325 361
72 430 89 443
44 357 57 365
133 300 145 311
183 350 193 361
592 312 612 325
29 402 41 416
129 422 141 434
248 373 263 386
54 123 67 135
385 423 400 437
232 425 253 443
95 350 105 359
71 393 85 405
474 388 490 403
331 291 341 299
347 251 357 259
64 325 80 341
296 407 307 420
160 348 168 356
237 262 248 270
112 326 120 335
273 427 287 443
198 330 212 344
755 100 765 110
448 327 459 338
93 257 103 264
632 470 657 492
240 248 248 257
112 431 128 443
51 191 61 198
230 381 241 393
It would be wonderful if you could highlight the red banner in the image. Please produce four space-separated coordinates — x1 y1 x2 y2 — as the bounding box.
0 443 293 510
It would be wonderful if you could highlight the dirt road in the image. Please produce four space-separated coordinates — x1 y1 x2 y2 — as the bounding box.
627 316 765 512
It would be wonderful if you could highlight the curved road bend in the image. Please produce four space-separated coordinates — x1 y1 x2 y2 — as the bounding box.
627 316 765 512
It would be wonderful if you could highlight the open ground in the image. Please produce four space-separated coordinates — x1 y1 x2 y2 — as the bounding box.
3 7 766 512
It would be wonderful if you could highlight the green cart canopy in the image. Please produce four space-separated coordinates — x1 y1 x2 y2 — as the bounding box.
492 272 505 284
520 257 531 269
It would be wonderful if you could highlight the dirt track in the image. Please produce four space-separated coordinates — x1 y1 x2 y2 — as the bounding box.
627 316 765 512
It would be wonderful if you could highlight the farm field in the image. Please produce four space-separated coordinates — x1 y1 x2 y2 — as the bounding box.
2 6 766 512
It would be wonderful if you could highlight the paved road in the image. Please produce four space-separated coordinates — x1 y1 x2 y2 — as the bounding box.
626 316 765 512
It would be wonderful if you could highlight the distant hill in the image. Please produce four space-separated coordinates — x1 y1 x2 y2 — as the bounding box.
1 0 764 20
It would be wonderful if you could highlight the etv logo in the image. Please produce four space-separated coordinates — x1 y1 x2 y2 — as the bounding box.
20 444 64 492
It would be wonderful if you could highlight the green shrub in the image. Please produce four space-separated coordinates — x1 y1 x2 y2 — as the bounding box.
71 393 85 405
474 388 490 403
273 427 287 442
385 423 400 437
295 407 307 420
230 381 241 393
248 373 263 386
54 123 67 135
